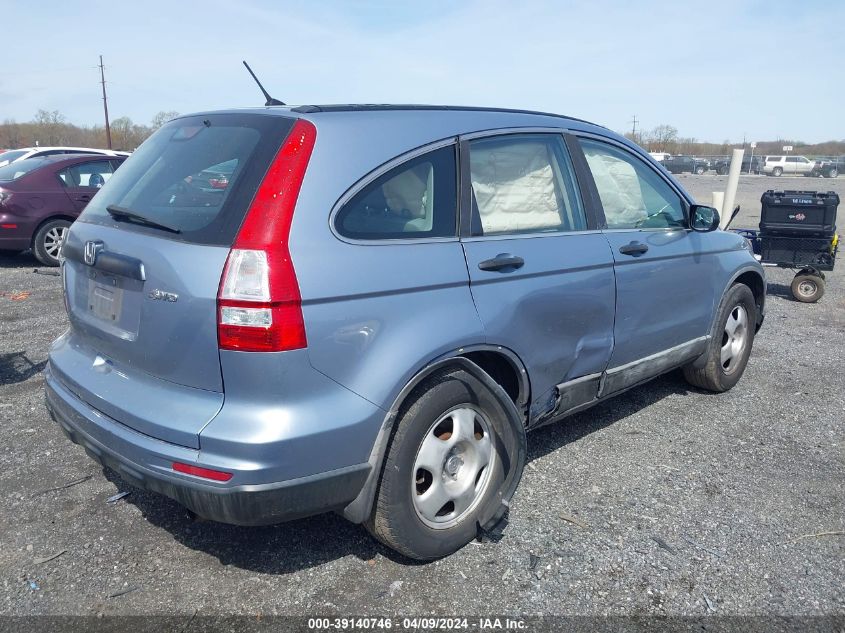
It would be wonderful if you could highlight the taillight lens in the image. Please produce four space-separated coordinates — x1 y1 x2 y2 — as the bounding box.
217 119 316 352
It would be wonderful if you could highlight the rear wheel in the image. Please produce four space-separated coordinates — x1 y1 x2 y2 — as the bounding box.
828 168 839 178
695 166 705 175
683 284 756 392
791 273 825 303
772 167 783 176
367 368 518 560
717 166 728 175
33 219 71 266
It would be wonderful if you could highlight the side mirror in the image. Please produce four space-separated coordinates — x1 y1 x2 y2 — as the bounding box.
690 205 720 232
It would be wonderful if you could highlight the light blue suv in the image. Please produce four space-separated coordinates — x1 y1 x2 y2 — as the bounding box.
45 105 765 560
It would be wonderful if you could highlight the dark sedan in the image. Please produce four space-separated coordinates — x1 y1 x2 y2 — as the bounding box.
0 154 125 265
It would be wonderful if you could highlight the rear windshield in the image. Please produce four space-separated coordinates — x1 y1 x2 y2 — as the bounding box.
0 157 51 181
0 150 27 166
77 113 295 245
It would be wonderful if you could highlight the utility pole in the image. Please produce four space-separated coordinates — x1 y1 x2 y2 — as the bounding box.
99 55 112 149
630 115 639 142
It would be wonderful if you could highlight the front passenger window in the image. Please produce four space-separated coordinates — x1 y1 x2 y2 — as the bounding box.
581 139 686 230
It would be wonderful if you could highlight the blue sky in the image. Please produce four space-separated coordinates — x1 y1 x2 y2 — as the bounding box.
1 0 842 143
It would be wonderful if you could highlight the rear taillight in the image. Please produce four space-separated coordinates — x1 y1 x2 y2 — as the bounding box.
217 119 316 352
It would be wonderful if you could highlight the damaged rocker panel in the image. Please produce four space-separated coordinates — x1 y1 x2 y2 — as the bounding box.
533 336 710 428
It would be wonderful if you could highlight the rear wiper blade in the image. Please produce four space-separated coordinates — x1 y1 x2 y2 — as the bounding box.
106 205 181 234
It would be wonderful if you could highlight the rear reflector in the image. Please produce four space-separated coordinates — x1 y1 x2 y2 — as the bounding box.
172 462 233 482
1 224 16 229
217 119 316 352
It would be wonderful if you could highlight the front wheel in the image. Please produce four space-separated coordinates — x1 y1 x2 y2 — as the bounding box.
33 219 71 266
695 166 705 175
791 273 825 303
683 284 757 392
828 169 838 178
366 368 521 560
772 167 783 176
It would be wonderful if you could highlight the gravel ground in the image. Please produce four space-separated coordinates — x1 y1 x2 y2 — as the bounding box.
0 243 843 620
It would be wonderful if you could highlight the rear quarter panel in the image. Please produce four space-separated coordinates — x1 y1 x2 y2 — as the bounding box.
289 113 491 409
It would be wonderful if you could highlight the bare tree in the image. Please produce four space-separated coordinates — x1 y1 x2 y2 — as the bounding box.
0 119 22 148
647 124 679 152
151 111 179 129
33 109 68 145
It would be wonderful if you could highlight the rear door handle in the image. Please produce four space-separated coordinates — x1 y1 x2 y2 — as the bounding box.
619 241 649 256
478 253 525 272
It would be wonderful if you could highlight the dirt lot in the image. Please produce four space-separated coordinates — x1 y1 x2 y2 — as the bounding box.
1 233 843 621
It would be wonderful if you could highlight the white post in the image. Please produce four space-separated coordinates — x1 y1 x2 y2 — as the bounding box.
719 148 744 229
712 191 725 214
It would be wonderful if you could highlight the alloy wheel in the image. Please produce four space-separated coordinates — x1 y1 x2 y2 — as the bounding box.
44 226 68 259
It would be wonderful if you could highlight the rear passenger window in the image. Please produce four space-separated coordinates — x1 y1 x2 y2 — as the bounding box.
57 160 114 188
468 134 585 236
580 139 686 230
336 145 457 240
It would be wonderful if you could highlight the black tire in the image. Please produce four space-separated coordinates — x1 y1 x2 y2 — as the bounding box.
717 167 728 176
772 167 783 176
683 284 757 392
366 368 519 560
828 169 838 178
32 219 71 266
791 274 825 303
695 166 705 175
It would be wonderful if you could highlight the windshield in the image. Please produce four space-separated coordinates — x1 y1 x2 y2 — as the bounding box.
0 150 28 168
0 157 50 181
77 113 295 245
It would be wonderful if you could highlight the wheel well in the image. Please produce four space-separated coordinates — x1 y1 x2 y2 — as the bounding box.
30 215 75 248
459 350 524 408
734 272 765 328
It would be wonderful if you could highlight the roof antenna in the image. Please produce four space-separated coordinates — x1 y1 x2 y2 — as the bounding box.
242 60 285 106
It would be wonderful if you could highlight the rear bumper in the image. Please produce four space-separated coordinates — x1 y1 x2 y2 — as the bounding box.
0 209 36 249
45 366 371 525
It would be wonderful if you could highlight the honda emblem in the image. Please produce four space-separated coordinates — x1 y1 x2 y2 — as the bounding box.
84 240 103 266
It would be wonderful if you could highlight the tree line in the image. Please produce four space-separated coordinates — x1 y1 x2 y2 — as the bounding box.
2 112 843 158
0 110 179 151
624 124 845 157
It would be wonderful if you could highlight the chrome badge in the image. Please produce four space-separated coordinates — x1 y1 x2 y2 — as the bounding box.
84 240 103 266
148 289 179 302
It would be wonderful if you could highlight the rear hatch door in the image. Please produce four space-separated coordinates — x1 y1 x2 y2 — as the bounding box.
55 113 295 447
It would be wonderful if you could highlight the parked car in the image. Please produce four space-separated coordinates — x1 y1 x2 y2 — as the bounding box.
662 155 710 174
45 105 765 560
713 155 764 175
0 146 129 168
648 151 671 162
808 158 839 178
763 155 816 176
0 154 125 265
